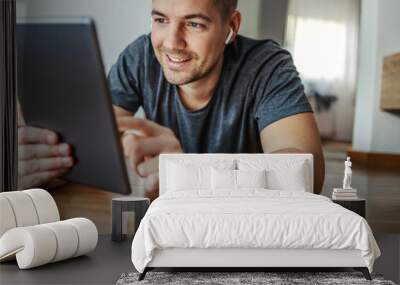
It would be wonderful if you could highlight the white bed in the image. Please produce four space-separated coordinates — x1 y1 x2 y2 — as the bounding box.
131 154 380 280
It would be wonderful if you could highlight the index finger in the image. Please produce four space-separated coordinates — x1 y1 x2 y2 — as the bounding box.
18 126 59 145
116 117 166 137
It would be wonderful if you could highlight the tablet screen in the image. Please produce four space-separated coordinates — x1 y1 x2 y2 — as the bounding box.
17 17 131 194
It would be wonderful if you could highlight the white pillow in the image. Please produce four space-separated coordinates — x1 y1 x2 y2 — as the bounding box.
237 159 309 192
236 169 267 188
211 168 236 190
211 169 267 190
166 159 235 192
167 163 211 191
266 163 307 191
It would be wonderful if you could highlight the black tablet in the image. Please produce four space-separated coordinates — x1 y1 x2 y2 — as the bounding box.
17 17 131 194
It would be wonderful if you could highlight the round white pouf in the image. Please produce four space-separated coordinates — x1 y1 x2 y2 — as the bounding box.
0 196 17 237
42 221 79 262
67 218 98 257
0 218 98 269
1 192 39 227
0 226 57 269
23 189 60 223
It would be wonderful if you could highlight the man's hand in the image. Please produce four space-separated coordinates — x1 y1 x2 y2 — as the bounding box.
117 116 183 198
18 126 74 190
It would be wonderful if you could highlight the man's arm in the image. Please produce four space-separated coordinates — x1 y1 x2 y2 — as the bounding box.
260 112 325 194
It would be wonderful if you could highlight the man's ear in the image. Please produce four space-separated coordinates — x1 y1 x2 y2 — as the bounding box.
227 10 241 43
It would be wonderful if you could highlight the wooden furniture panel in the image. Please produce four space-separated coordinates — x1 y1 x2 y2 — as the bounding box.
381 52 400 110
50 183 116 234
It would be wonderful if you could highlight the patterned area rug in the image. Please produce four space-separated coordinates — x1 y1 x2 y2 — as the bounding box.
116 271 396 285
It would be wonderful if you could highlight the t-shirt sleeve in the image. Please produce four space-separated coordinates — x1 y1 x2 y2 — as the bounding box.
254 53 313 133
107 37 145 114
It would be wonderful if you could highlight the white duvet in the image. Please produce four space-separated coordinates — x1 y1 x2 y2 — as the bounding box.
131 190 380 273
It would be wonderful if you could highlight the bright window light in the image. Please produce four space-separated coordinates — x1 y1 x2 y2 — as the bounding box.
289 16 347 82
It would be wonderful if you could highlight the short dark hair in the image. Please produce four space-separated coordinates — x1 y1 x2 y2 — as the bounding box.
213 0 238 20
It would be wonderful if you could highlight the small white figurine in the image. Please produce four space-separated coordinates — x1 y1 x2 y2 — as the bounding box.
342 156 352 189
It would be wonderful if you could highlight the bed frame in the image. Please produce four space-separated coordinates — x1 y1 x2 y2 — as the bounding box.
139 248 371 280
138 154 372 281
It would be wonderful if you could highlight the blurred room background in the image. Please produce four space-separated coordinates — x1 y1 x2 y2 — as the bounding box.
14 1 400 282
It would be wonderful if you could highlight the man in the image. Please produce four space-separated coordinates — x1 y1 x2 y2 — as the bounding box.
17 0 324 197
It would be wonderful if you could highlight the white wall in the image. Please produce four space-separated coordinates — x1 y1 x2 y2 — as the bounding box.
238 0 262 38
258 0 289 44
352 0 400 154
352 0 378 151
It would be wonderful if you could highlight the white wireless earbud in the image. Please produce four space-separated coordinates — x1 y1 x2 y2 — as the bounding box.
225 28 234 45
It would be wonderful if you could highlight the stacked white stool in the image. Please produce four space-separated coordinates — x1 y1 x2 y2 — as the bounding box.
0 189 98 269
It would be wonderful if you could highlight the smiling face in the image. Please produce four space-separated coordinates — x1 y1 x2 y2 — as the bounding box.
151 0 229 86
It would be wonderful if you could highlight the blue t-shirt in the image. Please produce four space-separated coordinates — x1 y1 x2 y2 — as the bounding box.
108 34 312 153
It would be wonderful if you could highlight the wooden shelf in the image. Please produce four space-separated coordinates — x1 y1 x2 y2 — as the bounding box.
381 52 400 110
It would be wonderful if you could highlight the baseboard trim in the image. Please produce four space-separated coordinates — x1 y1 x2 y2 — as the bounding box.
348 150 400 171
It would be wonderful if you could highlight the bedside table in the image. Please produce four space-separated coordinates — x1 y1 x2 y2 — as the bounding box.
332 199 366 218
112 197 150 242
